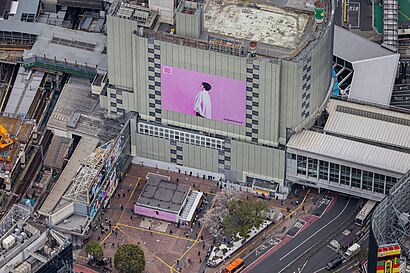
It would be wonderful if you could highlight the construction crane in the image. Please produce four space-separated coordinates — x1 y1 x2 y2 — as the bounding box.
0 125 17 161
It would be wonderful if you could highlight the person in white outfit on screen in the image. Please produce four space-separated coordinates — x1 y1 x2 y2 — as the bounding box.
193 82 212 119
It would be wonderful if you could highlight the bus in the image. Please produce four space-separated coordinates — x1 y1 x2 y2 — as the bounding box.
355 200 377 226
224 258 245 273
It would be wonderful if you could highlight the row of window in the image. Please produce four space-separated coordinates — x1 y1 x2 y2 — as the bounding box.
138 122 224 150
289 154 397 194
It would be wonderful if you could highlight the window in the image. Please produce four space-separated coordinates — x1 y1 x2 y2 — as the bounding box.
362 171 373 191
137 122 224 150
386 176 397 193
340 166 351 186
374 174 385 194
297 156 307 175
329 163 340 183
308 158 318 178
287 153 296 160
351 168 361 188
319 161 329 181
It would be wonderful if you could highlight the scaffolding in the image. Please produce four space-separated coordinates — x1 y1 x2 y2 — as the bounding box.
61 140 113 205
0 204 31 240
372 170 410 260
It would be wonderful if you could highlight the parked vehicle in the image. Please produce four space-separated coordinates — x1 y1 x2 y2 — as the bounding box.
344 243 361 260
326 256 343 270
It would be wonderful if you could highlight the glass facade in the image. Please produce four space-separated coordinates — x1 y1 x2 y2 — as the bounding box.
329 163 340 183
374 174 385 194
319 160 329 181
297 155 307 175
351 168 361 188
362 171 373 191
308 158 318 178
288 152 400 196
340 165 351 186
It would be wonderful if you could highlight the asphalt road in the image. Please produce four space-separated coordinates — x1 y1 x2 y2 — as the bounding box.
304 231 370 273
245 196 358 273
391 85 410 109
334 0 373 31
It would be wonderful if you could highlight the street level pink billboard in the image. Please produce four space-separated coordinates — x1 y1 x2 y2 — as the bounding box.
161 66 246 126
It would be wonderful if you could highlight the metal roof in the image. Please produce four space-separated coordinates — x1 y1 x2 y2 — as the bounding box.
333 26 399 106
287 130 410 175
325 99 410 150
39 136 99 215
0 20 107 70
4 67 43 116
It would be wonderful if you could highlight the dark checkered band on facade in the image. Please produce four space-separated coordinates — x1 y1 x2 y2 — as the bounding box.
218 139 231 173
170 140 183 165
301 56 312 119
148 38 162 123
245 60 260 143
109 88 125 116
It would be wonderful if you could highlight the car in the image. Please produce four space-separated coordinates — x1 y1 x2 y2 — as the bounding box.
325 256 343 270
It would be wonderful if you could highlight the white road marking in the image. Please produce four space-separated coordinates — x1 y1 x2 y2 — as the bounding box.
279 200 351 262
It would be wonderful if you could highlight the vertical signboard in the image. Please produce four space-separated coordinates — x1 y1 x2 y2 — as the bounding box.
376 244 401 273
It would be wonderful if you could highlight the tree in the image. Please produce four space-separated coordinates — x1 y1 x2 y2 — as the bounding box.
85 240 103 261
114 244 145 273
201 189 269 238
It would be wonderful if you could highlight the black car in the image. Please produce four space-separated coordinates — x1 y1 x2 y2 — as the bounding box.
325 256 343 270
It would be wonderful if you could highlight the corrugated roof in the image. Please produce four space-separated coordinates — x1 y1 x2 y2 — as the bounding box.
325 99 410 149
287 130 410 174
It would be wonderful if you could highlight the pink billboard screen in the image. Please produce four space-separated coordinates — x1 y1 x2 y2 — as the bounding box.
161 66 246 126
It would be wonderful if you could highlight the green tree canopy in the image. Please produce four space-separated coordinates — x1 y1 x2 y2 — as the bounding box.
85 240 103 260
224 199 269 237
114 244 146 273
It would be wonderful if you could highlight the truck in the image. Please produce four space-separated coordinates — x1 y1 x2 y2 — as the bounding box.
344 243 361 260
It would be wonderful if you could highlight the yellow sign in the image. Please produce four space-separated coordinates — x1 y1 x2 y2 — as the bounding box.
385 260 392 273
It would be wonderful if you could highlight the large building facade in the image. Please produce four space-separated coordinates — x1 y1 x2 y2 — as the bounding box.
100 0 335 190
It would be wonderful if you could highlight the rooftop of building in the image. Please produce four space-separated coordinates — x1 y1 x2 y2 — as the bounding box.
47 76 126 142
4 67 44 116
333 26 399 106
0 205 70 273
111 0 333 60
0 20 107 71
137 175 191 213
0 115 35 173
288 98 410 175
203 0 311 50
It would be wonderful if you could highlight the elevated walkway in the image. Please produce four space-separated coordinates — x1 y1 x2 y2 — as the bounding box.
38 136 99 216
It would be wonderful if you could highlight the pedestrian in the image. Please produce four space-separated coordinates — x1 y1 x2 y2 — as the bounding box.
199 258 202 263
109 223 112 229
202 243 205 250
198 251 200 256
170 229 173 235
112 242 115 248
115 230 118 237
151 231 153 236
188 259 191 264
120 204 124 211
123 193 126 198
128 189 131 193
104 242 107 248
98 236 101 240
200 235 204 240
130 215 133 220
117 242 120 248
118 193 120 198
